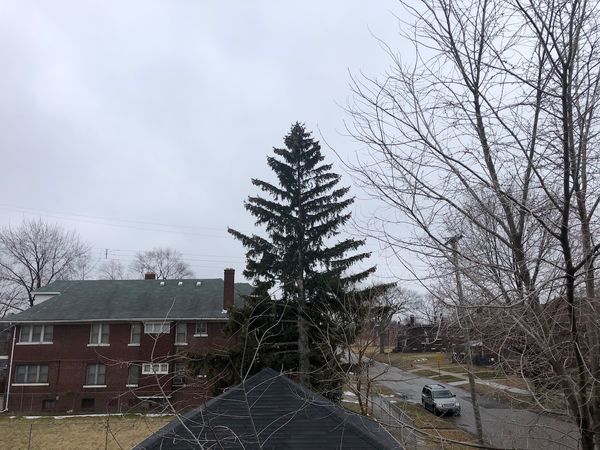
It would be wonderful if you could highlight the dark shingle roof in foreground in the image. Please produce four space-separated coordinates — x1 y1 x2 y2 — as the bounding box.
1 279 252 323
135 368 403 450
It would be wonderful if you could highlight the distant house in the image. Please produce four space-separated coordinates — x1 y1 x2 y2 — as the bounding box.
395 316 446 353
135 367 403 450
0 269 251 414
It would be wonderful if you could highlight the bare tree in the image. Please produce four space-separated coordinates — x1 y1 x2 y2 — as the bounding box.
98 259 128 280
332 286 405 415
346 0 600 447
130 247 193 279
0 218 90 310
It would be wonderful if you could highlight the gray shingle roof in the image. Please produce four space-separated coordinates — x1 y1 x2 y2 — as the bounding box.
135 368 403 450
1 279 252 323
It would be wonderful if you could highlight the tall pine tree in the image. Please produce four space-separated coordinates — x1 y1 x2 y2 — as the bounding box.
229 123 374 390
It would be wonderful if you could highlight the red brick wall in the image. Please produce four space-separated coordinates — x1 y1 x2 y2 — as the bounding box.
7 320 231 413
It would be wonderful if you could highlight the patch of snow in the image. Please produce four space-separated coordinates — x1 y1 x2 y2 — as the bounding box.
16 413 174 420
343 391 356 397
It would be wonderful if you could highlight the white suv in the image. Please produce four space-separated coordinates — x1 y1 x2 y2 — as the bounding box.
421 384 461 416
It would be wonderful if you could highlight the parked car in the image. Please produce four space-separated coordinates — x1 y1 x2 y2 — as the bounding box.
421 384 461 416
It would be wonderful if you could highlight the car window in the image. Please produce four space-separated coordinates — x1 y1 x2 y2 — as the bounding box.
432 389 454 398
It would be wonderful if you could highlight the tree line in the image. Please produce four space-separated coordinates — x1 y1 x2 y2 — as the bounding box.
0 219 194 316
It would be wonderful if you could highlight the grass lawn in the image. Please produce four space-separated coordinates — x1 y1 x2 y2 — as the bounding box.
0 415 172 449
368 351 446 370
473 370 503 380
412 369 440 377
474 383 535 409
392 402 479 449
431 374 465 383
341 401 363 415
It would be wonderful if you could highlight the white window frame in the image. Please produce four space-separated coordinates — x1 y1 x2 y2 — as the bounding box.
144 322 170 334
194 321 208 337
88 323 110 346
84 363 106 387
13 364 49 385
129 323 142 346
142 363 169 375
175 322 187 345
18 324 53 344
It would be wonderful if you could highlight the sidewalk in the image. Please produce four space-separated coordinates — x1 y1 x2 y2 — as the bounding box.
410 364 530 395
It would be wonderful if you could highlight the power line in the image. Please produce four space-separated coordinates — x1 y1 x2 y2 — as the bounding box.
0 203 231 238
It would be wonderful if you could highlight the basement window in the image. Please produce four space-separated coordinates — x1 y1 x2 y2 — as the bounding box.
81 398 95 410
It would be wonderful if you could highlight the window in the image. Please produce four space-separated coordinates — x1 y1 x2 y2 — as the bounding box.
14 365 49 384
173 363 185 386
85 363 106 386
144 322 170 334
142 363 169 375
19 325 53 343
130 324 141 345
194 321 208 336
81 398 95 410
127 364 140 387
42 399 56 411
175 322 187 345
89 324 109 346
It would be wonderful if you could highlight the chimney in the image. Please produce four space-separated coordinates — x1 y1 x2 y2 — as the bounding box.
409 315 415 327
223 268 235 311
145 272 156 280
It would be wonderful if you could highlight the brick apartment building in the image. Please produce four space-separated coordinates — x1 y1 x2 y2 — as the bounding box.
0 269 251 414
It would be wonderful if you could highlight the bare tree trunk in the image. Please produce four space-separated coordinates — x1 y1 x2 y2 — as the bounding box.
450 237 484 445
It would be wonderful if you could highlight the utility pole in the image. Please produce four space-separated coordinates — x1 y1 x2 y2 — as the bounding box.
447 235 484 445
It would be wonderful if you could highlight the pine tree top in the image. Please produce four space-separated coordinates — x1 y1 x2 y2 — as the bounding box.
229 122 375 296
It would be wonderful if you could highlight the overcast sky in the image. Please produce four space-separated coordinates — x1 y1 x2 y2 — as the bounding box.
0 1 414 285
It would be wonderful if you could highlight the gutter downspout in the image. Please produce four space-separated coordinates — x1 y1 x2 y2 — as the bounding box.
2 325 16 412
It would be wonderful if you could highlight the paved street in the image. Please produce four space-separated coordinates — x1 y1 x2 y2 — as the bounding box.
369 360 580 449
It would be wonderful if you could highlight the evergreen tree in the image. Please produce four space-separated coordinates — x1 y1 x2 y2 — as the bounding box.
229 123 375 391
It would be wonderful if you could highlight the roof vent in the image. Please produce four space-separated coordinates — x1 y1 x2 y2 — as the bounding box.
178 281 183 286
160 281 165 286
196 281 202 287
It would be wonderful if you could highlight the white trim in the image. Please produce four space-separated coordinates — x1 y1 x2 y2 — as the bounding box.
127 343 140 347
174 342 188 346
125 384 138 388
16 342 53 346
138 395 172 399
87 344 110 347
12 383 49 387
0 355 8 359
193 334 208 338
83 385 107 389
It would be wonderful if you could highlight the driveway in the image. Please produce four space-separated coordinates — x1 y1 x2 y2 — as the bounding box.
369 360 580 449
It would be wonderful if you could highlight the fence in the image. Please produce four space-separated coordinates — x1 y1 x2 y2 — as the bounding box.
0 415 172 450
370 395 418 449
